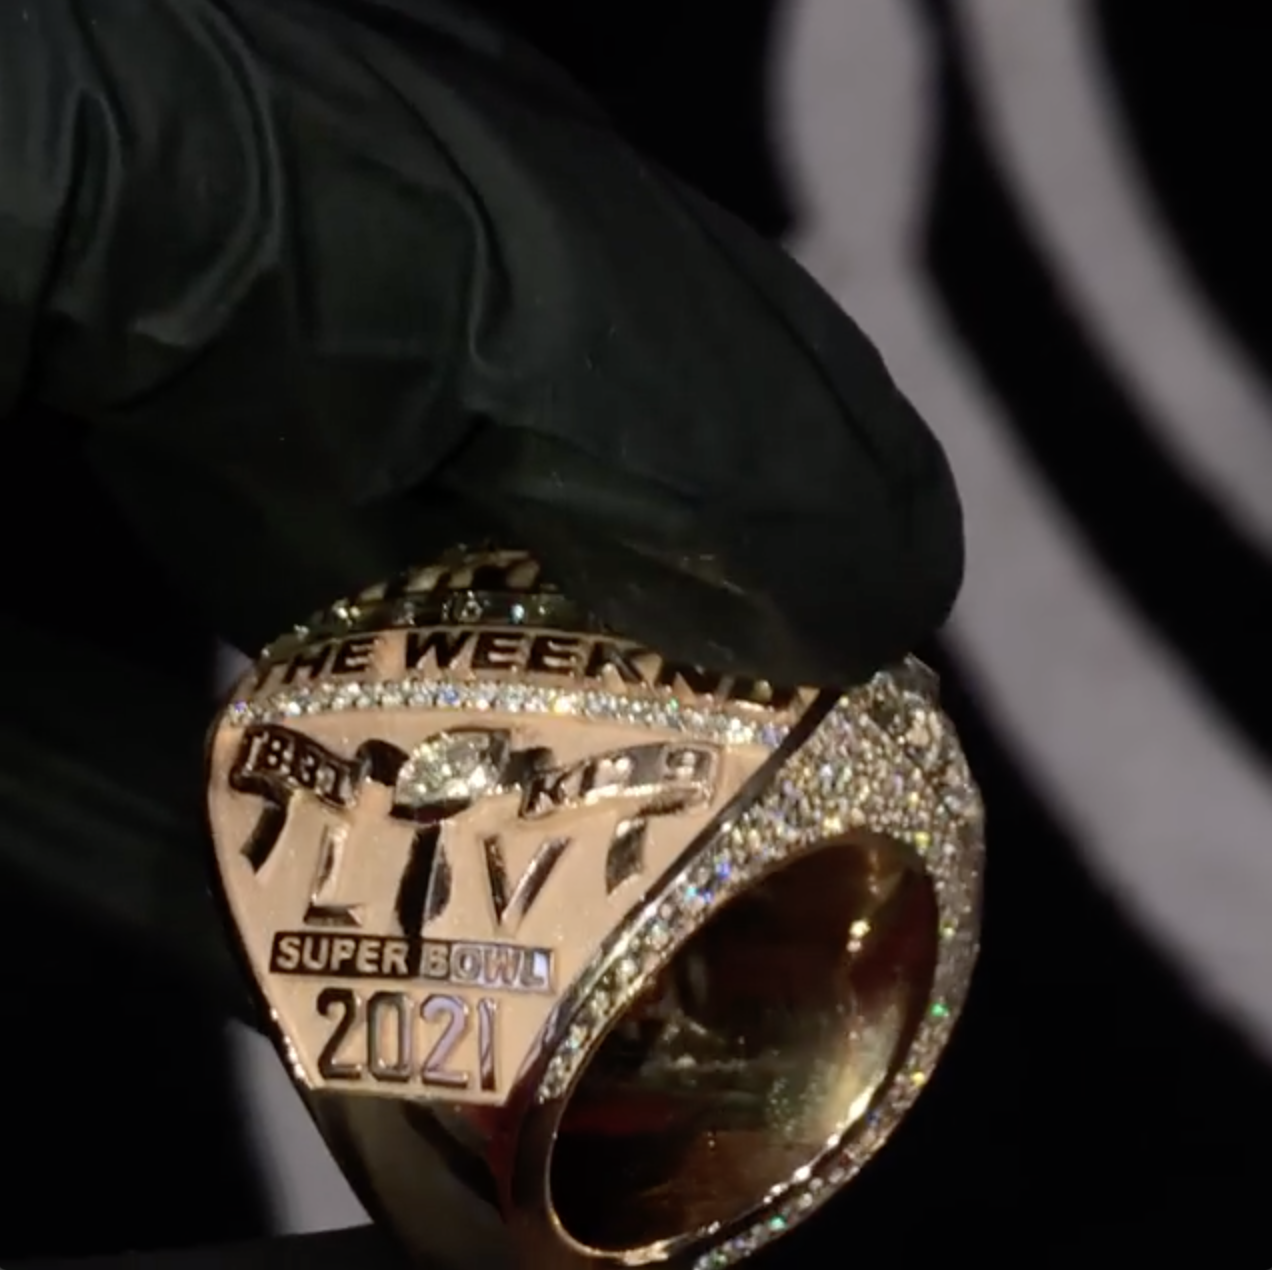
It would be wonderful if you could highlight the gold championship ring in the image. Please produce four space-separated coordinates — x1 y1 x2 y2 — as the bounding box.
206 548 984 1269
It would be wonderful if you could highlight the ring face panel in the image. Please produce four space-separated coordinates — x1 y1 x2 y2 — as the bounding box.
205 549 984 1269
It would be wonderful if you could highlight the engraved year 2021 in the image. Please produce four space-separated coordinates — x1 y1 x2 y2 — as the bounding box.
316 987 499 1093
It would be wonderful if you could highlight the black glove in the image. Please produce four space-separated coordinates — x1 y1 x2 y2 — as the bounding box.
0 0 961 1020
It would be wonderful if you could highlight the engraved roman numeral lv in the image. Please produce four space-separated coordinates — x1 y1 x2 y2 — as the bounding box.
233 724 718 939
480 835 572 936
306 825 360 927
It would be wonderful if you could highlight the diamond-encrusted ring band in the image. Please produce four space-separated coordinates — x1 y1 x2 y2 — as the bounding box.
206 548 984 1269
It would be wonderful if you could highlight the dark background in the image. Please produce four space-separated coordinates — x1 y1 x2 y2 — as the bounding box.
7 1 1272 1266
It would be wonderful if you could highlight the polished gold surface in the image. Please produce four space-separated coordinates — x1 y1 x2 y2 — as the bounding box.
206 547 984 1270
551 837 935 1251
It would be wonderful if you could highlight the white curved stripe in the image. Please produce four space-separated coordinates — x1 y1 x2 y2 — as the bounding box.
775 0 1272 1054
215 645 251 693
960 0 1272 557
227 1023 369 1232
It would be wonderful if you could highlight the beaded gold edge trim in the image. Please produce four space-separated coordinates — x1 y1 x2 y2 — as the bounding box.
224 677 791 750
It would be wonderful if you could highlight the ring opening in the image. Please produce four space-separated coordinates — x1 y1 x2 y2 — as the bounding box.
547 834 938 1252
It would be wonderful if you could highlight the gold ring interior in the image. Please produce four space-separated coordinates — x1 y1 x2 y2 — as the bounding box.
548 833 938 1253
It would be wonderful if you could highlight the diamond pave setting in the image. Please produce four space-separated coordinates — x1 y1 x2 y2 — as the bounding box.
226 679 790 752
532 663 983 1269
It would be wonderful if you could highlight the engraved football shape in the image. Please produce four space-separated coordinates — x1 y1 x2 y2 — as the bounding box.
394 728 509 807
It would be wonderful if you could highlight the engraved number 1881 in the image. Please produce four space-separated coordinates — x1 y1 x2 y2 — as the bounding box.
316 987 499 1093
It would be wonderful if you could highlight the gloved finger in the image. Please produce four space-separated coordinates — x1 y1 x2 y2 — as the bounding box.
0 0 963 1019
16 1 962 678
